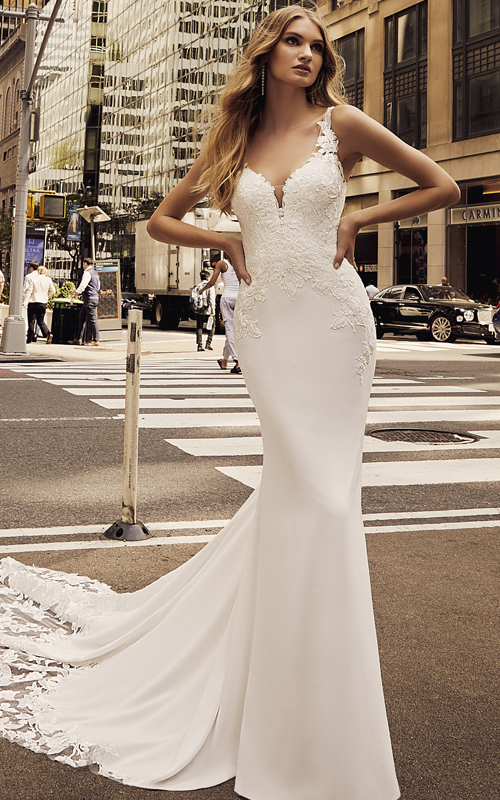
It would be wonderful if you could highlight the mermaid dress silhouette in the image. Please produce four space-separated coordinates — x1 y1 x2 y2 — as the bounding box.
0 107 399 800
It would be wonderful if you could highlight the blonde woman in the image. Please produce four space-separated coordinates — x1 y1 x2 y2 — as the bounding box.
0 6 459 799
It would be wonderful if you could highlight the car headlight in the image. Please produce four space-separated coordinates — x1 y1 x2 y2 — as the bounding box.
456 315 464 322
464 310 474 322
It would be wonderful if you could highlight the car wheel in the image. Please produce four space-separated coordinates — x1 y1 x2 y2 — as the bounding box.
429 315 454 342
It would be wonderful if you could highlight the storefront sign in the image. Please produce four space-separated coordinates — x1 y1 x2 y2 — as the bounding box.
450 204 500 224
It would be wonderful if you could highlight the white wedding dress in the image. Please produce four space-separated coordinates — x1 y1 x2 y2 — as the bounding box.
0 108 400 800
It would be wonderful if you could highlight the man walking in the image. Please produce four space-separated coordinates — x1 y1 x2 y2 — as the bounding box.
70 258 100 346
23 264 56 343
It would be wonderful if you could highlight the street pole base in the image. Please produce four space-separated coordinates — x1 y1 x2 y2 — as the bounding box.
104 520 152 541
1 316 27 355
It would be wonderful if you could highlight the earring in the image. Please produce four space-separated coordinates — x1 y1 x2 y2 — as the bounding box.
261 63 266 96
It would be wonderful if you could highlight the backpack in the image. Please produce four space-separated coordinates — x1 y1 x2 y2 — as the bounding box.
190 281 211 315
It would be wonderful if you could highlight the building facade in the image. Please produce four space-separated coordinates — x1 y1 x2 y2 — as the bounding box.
321 0 500 301
29 0 301 286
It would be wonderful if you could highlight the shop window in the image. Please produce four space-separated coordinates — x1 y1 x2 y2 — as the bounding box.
453 0 500 140
337 29 364 109
384 2 427 148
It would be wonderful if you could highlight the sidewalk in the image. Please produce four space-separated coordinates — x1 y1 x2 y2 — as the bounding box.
0 329 227 364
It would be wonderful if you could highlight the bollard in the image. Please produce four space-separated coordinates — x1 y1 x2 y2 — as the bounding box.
104 308 151 541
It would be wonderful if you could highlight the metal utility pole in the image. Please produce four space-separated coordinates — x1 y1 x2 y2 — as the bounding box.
1 1 64 354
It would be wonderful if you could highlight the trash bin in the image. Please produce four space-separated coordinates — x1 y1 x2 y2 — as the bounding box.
50 298 82 344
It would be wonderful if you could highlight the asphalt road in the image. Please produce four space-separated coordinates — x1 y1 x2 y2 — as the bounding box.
0 336 499 800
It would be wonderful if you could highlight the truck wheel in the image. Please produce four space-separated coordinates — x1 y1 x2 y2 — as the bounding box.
429 315 455 342
153 299 180 330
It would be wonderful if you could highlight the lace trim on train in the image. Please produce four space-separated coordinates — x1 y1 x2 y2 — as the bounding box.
0 558 123 774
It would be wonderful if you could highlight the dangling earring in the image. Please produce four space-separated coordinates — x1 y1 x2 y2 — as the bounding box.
261 63 266 96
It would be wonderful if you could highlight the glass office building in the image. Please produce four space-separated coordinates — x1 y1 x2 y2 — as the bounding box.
30 0 303 279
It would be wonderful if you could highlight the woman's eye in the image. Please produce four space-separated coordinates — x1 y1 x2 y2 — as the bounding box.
312 43 323 52
285 36 299 45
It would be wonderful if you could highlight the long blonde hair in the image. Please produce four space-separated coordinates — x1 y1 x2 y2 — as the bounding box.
195 4 345 214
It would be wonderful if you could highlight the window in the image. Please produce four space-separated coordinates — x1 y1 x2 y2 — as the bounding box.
384 2 427 148
337 29 364 109
453 0 500 139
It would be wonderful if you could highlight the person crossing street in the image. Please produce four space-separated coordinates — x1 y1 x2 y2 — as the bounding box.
69 258 100 346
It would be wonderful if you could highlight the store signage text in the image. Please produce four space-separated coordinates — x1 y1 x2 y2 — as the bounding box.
450 205 500 225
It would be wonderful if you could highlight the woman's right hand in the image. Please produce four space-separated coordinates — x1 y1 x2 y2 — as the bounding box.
223 238 251 285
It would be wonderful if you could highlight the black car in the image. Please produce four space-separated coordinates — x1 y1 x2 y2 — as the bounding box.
370 284 496 343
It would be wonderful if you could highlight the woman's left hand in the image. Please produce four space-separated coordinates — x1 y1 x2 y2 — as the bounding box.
333 213 362 270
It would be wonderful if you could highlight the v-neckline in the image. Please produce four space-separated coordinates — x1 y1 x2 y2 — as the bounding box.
244 108 331 209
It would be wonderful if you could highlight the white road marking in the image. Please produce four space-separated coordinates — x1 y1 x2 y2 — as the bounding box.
370 385 484 394
2 507 499 554
366 410 500 423
369 395 500 407
45 378 247 386
0 519 230 539
136 412 260 428
166 437 264 456
166 430 500 457
216 458 500 489
363 507 500 521
96 397 255 409
0 535 216 555
66 386 250 396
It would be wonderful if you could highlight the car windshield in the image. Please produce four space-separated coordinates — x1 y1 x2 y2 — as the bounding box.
421 286 474 303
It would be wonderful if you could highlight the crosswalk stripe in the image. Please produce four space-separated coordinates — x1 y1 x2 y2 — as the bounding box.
166 430 500 457
137 412 260 428
96 397 256 409
216 458 500 489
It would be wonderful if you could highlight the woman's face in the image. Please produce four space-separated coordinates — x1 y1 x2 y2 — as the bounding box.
266 16 324 91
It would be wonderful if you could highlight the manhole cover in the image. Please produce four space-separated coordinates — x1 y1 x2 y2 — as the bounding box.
369 428 480 444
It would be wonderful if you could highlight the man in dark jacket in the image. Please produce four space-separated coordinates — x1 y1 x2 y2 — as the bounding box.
70 258 100 345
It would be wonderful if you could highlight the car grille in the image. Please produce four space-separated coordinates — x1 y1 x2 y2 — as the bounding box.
478 308 493 324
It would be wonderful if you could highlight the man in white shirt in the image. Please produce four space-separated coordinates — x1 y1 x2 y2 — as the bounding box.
23 265 56 343
365 280 380 299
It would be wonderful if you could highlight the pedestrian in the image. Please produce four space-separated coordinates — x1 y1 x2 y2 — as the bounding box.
441 276 450 286
0 4 460 798
69 257 100 346
199 256 241 373
194 268 215 351
23 264 56 343
365 278 379 298
0 266 4 300
23 261 38 293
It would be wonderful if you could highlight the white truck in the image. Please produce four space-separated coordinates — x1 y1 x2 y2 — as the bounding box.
134 210 241 330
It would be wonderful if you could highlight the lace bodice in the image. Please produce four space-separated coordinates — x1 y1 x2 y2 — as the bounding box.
232 107 375 379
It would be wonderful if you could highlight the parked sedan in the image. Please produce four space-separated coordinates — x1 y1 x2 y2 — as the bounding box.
370 284 496 343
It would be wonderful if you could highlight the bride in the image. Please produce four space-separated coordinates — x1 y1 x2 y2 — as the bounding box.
1 5 459 799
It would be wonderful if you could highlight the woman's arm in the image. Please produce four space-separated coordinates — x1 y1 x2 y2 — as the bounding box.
199 260 224 293
147 155 251 285
331 105 460 269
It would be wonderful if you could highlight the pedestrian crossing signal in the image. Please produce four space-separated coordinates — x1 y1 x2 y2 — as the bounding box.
40 193 66 219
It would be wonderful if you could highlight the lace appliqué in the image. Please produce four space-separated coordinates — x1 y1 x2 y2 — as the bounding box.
232 107 375 380
0 558 124 774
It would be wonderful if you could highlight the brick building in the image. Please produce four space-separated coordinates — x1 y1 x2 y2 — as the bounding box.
321 0 500 300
